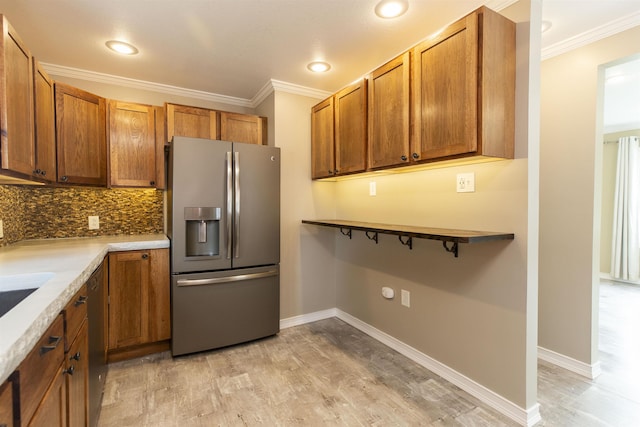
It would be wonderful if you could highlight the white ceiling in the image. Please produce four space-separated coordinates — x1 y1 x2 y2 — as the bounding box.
0 0 639 108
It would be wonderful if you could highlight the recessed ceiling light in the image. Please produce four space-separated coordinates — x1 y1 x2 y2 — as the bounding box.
105 40 139 55
541 21 552 33
375 0 409 19
307 61 331 73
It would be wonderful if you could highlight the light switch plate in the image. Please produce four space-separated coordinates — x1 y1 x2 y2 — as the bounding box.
369 181 377 196
456 173 475 193
0 220 4 239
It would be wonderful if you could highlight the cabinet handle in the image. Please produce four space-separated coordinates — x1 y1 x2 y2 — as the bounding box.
412 153 419 159
74 295 88 306
61 176 68 182
70 352 81 361
64 365 75 376
40 336 62 355
401 155 408 161
142 253 149 259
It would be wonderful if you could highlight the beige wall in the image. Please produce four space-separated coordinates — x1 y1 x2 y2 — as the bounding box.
271 91 337 319
539 26 640 363
600 129 640 275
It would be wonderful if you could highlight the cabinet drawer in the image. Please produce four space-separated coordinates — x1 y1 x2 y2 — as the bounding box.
64 284 87 352
18 314 64 424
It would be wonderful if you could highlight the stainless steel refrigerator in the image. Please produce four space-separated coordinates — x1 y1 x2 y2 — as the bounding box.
168 136 280 356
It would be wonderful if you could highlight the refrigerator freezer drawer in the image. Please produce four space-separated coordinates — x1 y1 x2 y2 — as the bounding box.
171 266 280 356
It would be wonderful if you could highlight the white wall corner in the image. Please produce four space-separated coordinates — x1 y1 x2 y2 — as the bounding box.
538 346 602 379
252 79 332 108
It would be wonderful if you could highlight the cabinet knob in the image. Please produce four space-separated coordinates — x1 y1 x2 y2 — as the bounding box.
70 352 81 361
75 295 88 306
64 365 75 376
400 155 408 161
33 169 41 175
61 176 69 182
334 169 339 174
142 253 149 259
41 170 47 176
150 181 156 186
412 153 419 159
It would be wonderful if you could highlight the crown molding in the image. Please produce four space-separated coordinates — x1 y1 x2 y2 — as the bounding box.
41 62 254 108
42 63 332 110
542 11 640 61
252 79 332 107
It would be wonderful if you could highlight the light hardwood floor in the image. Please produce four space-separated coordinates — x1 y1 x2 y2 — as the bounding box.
98 282 639 426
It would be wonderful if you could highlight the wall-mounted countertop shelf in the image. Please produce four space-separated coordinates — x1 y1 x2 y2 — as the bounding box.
302 219 514 258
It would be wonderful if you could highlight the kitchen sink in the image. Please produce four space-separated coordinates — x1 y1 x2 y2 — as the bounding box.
0 272 55 317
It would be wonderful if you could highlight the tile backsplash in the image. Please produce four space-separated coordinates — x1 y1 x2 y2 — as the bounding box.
0 185 164 246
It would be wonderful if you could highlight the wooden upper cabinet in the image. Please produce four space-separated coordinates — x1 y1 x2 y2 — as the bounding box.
368 52 410 170
335 79 367 176
412 7 515 162
55 82 106 186
311 96 334 179
0 15 35 178
166 103 218 142
33 58 56 182
220 111 267 145
107 100 157 187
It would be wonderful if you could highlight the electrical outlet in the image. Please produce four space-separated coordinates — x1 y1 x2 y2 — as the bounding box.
401 289 410 307
0 220 4 239
369 181 377 196
456 173 475 193
88 216 100 230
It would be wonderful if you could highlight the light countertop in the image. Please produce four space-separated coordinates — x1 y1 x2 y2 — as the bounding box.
0 234 169 384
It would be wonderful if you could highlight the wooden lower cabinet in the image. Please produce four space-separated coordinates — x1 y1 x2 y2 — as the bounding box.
27 363 67 427
107 248 170 362
0 378 14 427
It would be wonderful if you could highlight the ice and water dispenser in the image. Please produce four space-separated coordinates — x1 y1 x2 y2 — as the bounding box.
184 207 221 257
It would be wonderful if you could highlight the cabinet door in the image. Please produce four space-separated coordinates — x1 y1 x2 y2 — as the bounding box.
220 112 266 145
107 248 170 352
108 100 157 187
66 321 88 427
0 16 35 177
335 79 367 175
108 251 150 350
166 103 218 142
412 13 478 161
368 52 410 169
0 378 14 427
55 82 107 185
27 364 67 427
147 248 170 343
33 59 56 182
310 97 334 179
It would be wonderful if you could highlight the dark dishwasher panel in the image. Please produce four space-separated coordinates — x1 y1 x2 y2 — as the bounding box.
87 262 107 427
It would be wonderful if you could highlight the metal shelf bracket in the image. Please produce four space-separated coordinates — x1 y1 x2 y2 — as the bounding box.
398 235 413 250
340 228 352 239
442 241 459 258
365 231 379 244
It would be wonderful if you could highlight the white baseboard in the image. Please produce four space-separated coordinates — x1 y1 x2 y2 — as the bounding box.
538 346 602 379
279 308 336 329
280 308 539 426
599 272 640 286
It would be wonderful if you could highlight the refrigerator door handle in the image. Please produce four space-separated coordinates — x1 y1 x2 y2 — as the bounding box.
234 151 240 259
176 269 278 287
226 151 233 259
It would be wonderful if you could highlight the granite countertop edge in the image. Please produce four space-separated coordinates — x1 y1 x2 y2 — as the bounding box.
0 234 169 384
